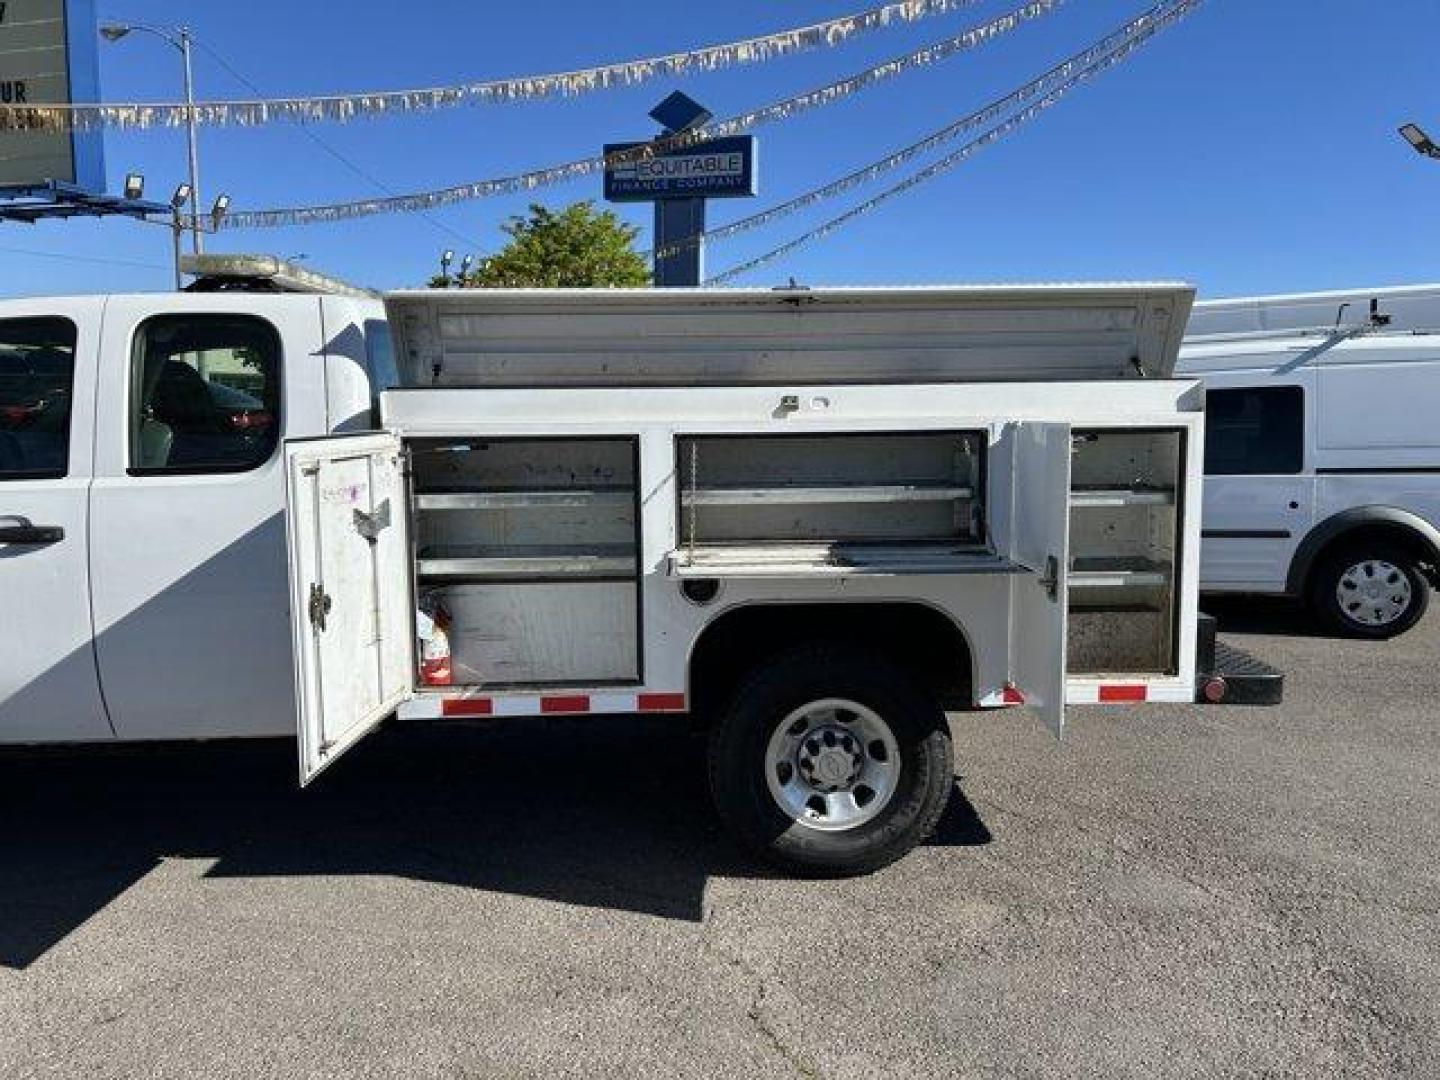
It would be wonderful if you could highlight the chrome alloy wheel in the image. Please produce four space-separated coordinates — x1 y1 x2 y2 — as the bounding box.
764 698 901 833
1336 559 1413 627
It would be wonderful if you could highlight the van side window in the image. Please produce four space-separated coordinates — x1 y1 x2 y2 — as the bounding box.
0 317 77 480
1204 386 1304 475
129 314 282 474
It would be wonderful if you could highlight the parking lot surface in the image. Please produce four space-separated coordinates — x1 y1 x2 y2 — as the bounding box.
1 602 1437 1079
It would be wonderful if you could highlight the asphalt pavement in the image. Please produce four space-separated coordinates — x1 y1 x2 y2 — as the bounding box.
1 599 1436 1079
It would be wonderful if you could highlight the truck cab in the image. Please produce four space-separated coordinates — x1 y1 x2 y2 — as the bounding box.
0 279 387 744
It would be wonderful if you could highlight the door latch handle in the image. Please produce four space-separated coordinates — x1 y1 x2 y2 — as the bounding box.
353 499 392 544
308 583 333 632
0 524 64 544
1040 555 1060 602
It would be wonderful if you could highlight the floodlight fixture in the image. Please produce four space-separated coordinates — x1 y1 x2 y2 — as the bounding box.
210 193 231 226
460 254 475 275
1400 122 1440 160
123 172 145 200
170 182 193 209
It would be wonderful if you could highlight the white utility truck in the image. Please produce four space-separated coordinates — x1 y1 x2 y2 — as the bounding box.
1180 284 1440 639
0 256 1267 875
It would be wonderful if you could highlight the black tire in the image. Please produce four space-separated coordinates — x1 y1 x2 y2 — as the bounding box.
1310 542 1431 640
707 644 953 877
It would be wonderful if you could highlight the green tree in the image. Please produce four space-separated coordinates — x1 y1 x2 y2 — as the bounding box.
435 202 650 289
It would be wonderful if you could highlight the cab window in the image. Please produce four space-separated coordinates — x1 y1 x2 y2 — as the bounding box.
0 317 77 480
1204 385 1304 475
129 314 282 474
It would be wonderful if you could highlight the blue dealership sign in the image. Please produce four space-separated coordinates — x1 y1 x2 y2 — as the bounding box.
603 136 758 202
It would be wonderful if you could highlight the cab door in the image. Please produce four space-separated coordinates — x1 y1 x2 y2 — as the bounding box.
285 432 413 783
1003 422 1072 738
0 302 112 743
88 296 330 740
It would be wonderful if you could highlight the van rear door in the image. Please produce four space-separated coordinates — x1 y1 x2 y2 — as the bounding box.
1004 422 1073 738
285 432 413 783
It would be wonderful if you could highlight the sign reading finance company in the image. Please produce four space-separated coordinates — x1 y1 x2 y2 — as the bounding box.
603 136 757 202
0 0 105 190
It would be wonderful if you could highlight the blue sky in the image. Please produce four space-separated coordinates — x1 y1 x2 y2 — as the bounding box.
2 0 1438 298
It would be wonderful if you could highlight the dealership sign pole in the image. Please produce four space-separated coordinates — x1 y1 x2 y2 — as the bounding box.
605 92 757 287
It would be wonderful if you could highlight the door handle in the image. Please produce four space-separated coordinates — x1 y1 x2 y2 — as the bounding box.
0 524 64 544
1039 554 1060 602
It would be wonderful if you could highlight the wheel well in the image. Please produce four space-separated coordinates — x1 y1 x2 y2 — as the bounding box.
687 602 974 715
1301 522 1440 594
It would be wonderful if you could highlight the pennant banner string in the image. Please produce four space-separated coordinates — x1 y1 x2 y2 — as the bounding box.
217 0 1060 229
649 0 1191 263
0 0 993 133
705 0 1202 285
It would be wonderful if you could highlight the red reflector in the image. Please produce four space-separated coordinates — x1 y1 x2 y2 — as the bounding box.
1098 684 1148 703
541 695 590 714
1001 687 1026 705
441 698 493 717
638 693 687 713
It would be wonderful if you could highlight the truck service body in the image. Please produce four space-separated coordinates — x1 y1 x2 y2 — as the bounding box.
0 260 1240 872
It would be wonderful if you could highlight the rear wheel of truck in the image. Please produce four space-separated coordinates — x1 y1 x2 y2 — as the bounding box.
708 645 953 877
1310 542 1430 639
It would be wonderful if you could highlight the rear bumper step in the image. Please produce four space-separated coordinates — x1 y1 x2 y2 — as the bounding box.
1195 611 1285 705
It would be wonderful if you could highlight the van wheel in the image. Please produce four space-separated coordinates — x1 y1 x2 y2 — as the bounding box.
1311 543 1430 639
708 646 953 877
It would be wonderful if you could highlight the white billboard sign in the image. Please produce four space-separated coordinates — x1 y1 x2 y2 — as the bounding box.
0 0 105 191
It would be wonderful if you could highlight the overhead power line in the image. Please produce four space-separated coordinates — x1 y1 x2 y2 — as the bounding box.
218 0 1062 229
2 0 992 132
649 0 1193 263
0 244 170 272
191 39 479 250
707 0 1204 285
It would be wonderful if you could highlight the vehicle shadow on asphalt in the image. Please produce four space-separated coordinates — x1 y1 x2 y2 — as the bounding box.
0 719 990 970
1203 596 1327 637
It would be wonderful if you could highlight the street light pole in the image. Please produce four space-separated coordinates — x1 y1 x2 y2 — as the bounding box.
101 22 204 253
179 27 202 254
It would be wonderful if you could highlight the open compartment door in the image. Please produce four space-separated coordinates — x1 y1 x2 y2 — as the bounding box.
1005 422 1072 738
285 433 413 784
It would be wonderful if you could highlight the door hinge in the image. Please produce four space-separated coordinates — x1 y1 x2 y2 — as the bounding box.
1040 555 1060 602
308 583 333 631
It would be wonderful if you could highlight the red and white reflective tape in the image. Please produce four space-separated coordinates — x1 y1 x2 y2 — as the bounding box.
977 687 1027 708
1064 682 1193 705
398 691 688 721
981 682 1192 707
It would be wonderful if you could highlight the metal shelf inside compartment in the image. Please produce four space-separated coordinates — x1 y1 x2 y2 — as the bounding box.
415 489 632 511
417 544 637 580
681 483 973 507
669 542 1010 578
1068 486 1175 508
1068 556 1172 589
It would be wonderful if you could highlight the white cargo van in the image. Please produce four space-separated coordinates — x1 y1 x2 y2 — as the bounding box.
0 258 1265 874
1180 285 1440 638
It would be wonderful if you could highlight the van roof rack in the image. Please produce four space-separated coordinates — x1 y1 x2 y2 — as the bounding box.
179 254 378 298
